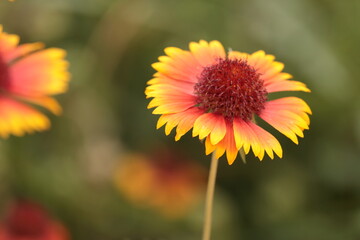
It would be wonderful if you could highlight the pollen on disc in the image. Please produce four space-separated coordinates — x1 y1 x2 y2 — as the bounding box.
194 58 268 121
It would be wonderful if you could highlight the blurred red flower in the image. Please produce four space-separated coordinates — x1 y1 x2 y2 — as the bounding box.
0 201 69 240
114 149 206 218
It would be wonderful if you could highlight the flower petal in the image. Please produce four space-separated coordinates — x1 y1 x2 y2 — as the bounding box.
151 45 203 84
145 77 195 98
192 113 226 144
3 42 44 63
189 40 225 67
205 122 238 165
163 47 202 81
156 107 203 140
266 80 311 93
244 50 311 94
152 99 196 115
227 51 249 60
259 97 311 144
9 48 70 96
0 27 19 56
15 95 62 115
152 61 197 83
0 97 50 138
205 137 217 155
148 93 196 109
175 108 204 140
233 119 283 160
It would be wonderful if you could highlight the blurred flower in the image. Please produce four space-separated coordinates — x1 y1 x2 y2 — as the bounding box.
114 149 206 218
0 25 70 138
0 200 69 240
146 40 311 164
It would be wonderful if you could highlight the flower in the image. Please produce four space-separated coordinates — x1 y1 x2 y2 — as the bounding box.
145 40 311 164
114 149 206 218
0 200 69 240
0 25 70 138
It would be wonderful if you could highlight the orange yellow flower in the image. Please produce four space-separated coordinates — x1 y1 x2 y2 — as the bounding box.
0 200 70 240
0 25 70 138
114 150 206 218
146 40 311 164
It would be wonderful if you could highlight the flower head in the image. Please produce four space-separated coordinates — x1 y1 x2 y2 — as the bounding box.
145 40 311 164
0 200 69 240
0 25 70 138
114 149 206 218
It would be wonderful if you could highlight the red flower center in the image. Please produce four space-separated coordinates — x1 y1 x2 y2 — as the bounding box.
194 58 268 121
0 56 10 90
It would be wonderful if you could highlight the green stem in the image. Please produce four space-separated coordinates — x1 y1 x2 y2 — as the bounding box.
202 152 219 240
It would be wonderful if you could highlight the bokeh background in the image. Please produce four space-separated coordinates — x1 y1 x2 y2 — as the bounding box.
0 0 360 239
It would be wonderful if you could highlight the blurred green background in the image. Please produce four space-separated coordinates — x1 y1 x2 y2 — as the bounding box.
1 0 360 239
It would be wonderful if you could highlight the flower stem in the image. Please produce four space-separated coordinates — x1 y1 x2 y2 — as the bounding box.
202 152 219 240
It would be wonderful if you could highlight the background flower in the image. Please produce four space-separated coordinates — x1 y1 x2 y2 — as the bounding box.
0 200 69 240
0 25 70 138
114 149 206 218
